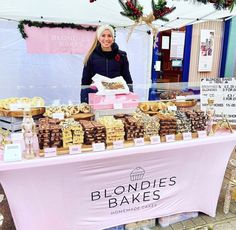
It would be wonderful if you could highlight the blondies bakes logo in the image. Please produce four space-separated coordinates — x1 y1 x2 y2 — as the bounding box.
130 167 145 181
90 167 177 211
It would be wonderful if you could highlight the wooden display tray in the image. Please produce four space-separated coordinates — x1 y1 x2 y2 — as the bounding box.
70 113 94 121
0 107 45 118
174 100 197 108
38 132 199 157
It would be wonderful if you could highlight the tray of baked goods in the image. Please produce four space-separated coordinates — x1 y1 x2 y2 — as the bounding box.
159 90 198 108
138 101 176 114
36 109 207 156
173 100 197 108
0 97 45 117
43 103 94 120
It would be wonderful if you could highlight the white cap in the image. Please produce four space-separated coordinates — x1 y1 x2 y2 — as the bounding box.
96 25 114 40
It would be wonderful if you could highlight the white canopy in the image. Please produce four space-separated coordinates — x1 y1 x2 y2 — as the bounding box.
0 0 236 31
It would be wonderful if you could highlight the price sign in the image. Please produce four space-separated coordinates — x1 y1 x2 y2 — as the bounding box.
150 135 161 144
69 145 81 155
201 78 236 124
183 132 192 141
44 147 57 157
11 132 23 141
166 134 175 142
92 142 106 152
4 144 22 162
167 106 177 111
52 113 64 120
9 104 21 111
197 130 207 138
113 103 123 109
113 140 124 149
134 138 145 146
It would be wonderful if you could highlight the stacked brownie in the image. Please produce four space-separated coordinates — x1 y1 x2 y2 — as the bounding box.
80 120 106 145
38 118 62 149
156 114 177 136
185 110 207 132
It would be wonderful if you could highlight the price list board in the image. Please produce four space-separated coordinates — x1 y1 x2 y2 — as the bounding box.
200 78 236 124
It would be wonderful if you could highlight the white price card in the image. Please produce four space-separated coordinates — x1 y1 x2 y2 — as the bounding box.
197 130 207 138
134 138 145 146
11 132 23 141
9 104 21 111
52 112 64 120
92 142 106 152
4 144 22 162
150 135 161 144
182 132 192 141
113 140 124 149
44 147 57 157
113 103 123 109
167 106 177 111
166 134 175 142
69 145 81 155
176 96 186 102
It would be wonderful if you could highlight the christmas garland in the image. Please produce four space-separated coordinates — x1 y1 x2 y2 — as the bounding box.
196 0 236 11
119 0 144 21
119 0 175 22
18 20 97 39
152 0 176 22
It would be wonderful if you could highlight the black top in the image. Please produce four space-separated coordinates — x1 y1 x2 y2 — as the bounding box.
81 43 133 85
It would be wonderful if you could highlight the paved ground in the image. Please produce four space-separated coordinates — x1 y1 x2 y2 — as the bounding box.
152 197 236 230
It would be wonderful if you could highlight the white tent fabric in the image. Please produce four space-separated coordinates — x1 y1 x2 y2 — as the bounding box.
0 0 236 30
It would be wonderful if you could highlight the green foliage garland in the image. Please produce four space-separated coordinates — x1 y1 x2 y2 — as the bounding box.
18 20 97 39
152 0 176 22
196 0 236 11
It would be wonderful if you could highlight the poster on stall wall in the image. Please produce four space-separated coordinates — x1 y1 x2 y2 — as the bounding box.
200 78 236 124
198 30 215 72
170 31 185 59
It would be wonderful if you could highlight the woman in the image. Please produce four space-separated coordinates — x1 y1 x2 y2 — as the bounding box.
81 25 133 103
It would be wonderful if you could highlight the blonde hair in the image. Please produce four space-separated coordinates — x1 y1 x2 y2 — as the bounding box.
83 36 98 65
83 25 115 65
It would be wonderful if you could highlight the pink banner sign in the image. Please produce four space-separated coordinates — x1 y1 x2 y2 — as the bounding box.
24 25 96 54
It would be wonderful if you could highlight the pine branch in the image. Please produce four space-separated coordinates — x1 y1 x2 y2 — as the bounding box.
152 0 156 11
120 11 132 17
118 0 128 11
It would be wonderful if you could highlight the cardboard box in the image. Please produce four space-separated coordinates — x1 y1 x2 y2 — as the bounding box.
125 219 156 230
158 212 198 227
105 225 125 230
89 93 139 105
89 93 139 111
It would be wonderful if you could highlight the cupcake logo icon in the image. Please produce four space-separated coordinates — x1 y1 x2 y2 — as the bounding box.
130 167 145 181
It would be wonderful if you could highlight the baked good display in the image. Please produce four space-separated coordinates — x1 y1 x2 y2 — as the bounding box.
98 116 125 144
0 97 45 109
160 90 194 100
175 110 192 134
155 112 177 136
37 118 62 149
185 110 207 132
115 115 144 141
79 120 106 145
133 109 160 138
101 81 125 90
44 104 91 118
60 119 84 147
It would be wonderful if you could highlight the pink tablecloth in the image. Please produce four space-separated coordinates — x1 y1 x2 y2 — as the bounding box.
0 133 236 230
